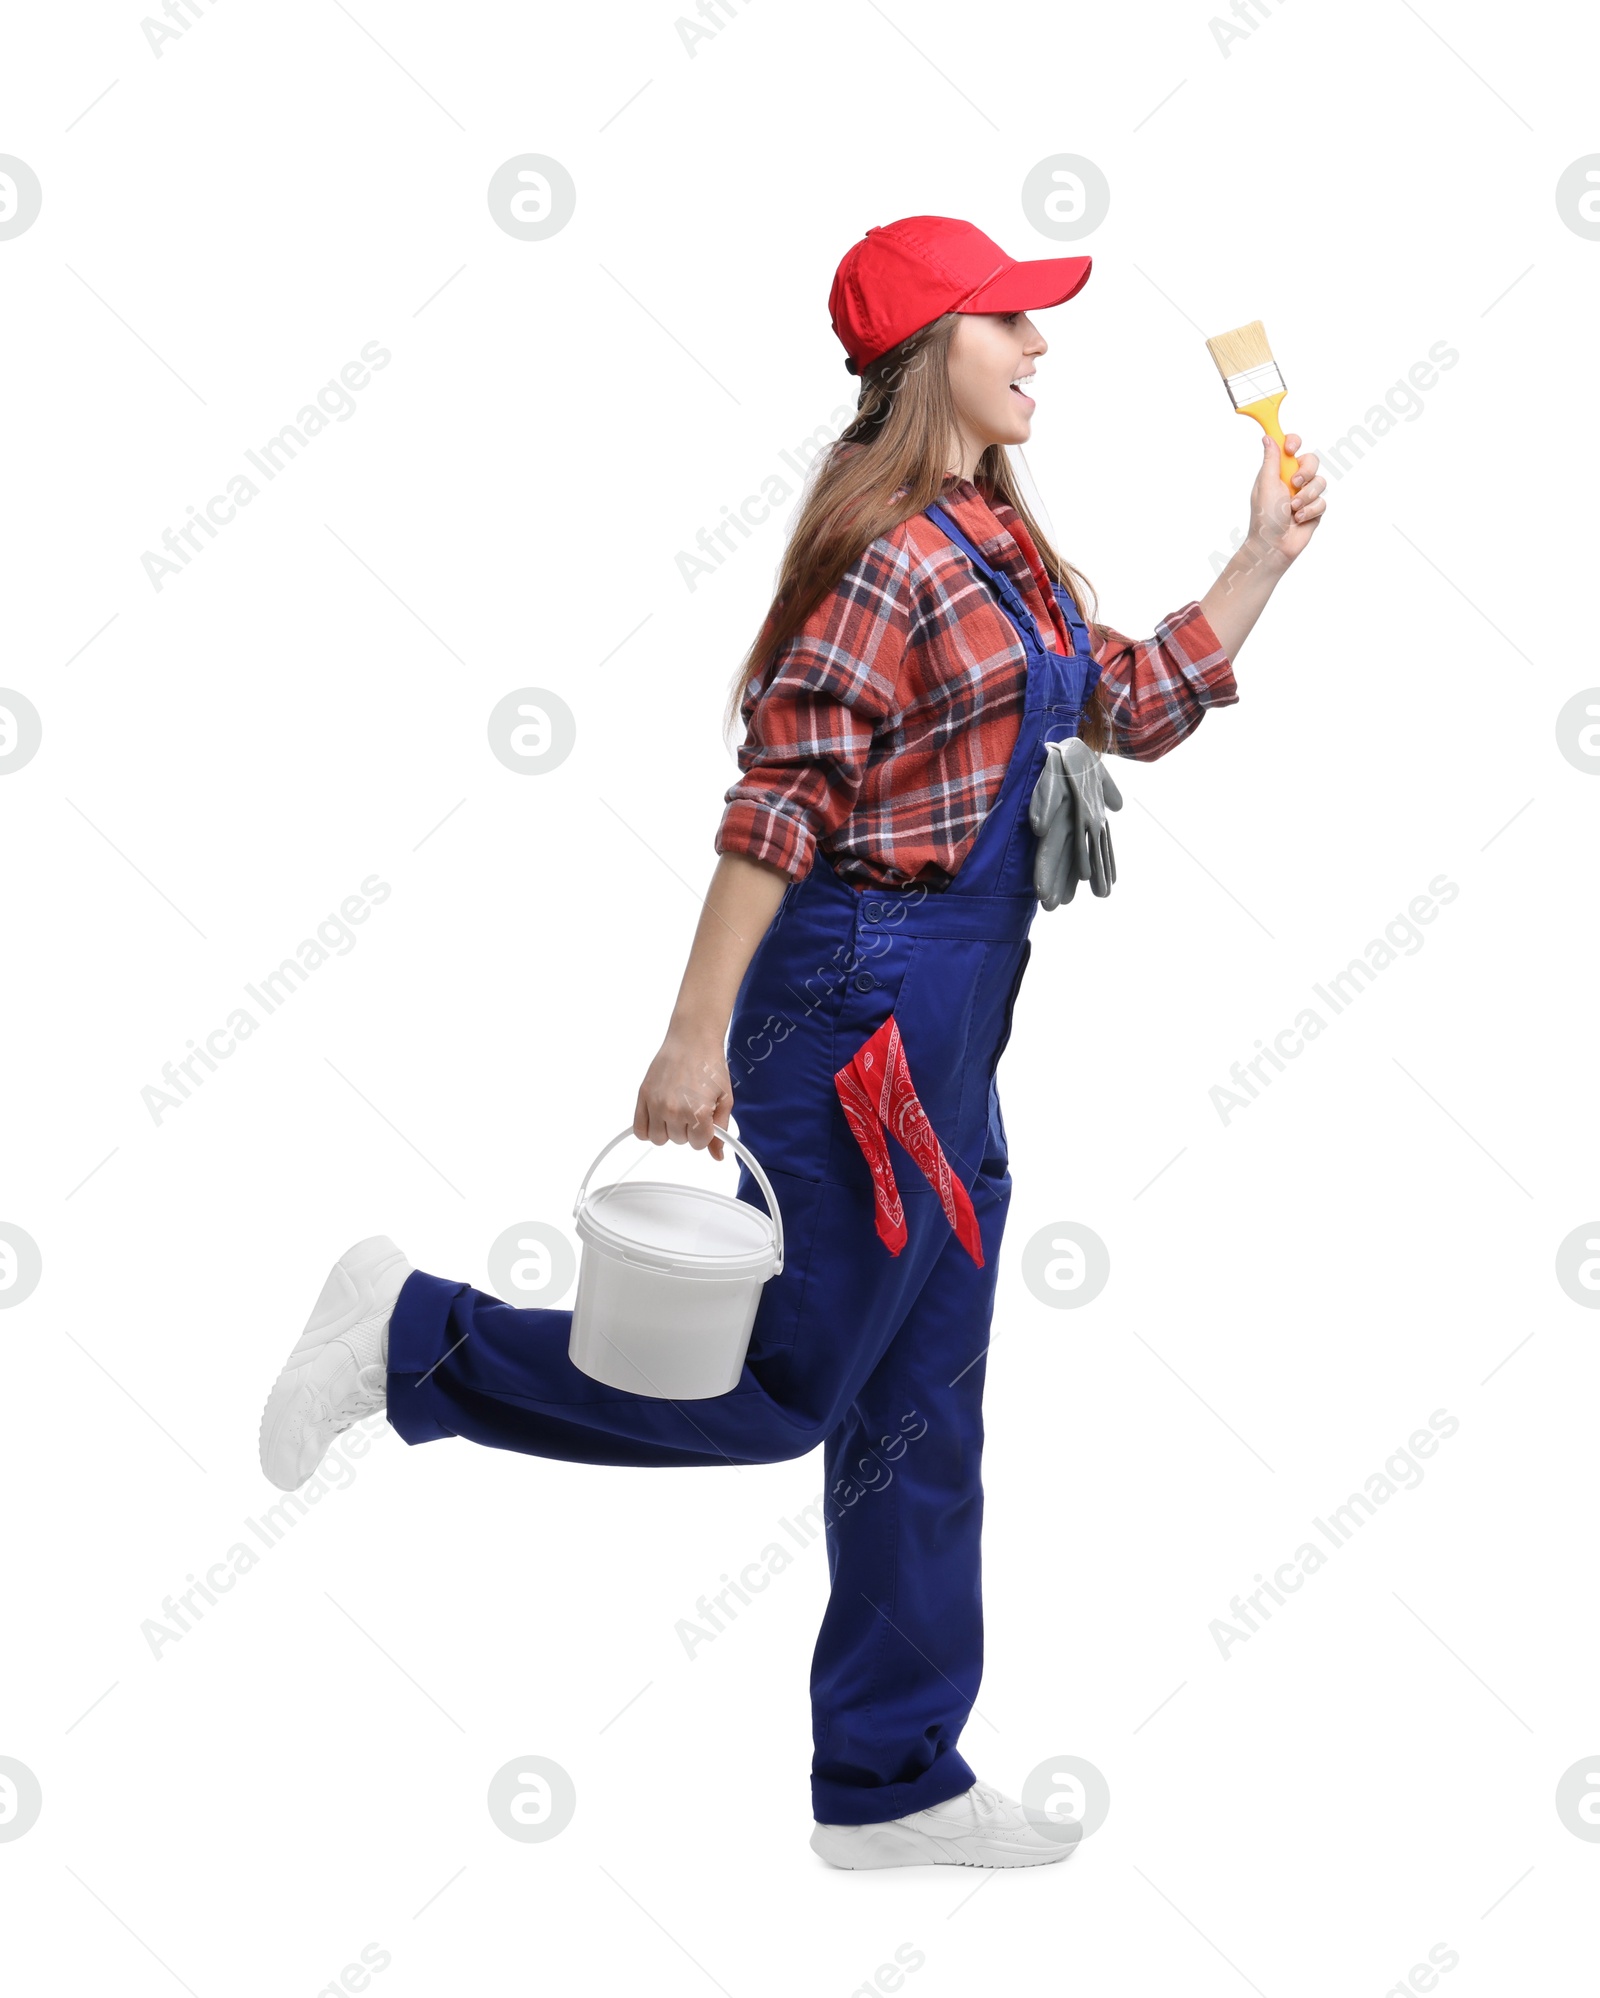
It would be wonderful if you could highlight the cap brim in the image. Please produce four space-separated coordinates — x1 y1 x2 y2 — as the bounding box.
962 255 1093 315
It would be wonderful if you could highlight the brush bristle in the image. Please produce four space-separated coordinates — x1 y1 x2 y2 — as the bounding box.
1204 319 1275 380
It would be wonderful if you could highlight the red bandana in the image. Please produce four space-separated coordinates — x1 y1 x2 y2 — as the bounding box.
833 1014 984 1266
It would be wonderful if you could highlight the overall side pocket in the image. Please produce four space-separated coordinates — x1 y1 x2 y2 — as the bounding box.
882 936 985 1161
991 938 1032 1069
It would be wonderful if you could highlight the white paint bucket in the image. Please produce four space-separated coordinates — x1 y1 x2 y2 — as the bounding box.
568 1125 785 1401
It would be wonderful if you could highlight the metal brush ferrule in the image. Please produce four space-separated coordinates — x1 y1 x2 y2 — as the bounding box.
1224 360 1286 408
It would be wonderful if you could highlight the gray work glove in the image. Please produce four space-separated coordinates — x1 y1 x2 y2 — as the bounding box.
1028 738 1124 909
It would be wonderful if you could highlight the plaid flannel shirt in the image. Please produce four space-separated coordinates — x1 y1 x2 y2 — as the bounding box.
715 474 1238 890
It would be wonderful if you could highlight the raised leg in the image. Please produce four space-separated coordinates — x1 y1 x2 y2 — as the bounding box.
384 1162 956 1472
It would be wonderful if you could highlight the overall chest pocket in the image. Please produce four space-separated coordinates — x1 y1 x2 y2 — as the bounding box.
1045 665 1096 734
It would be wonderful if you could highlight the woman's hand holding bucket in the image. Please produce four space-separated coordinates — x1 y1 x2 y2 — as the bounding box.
635 1032 734 1161
636 852 789 1164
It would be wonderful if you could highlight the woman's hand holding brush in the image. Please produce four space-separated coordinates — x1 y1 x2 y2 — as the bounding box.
1199 432 1326 660
1249 428 1325 564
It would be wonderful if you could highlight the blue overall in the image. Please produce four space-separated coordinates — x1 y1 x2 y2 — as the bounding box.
386 502 1100 1825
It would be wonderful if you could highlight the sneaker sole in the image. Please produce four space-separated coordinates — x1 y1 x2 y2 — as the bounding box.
810 1824 1080 1870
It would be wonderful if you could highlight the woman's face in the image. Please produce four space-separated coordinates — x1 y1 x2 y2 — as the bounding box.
945 310 1047 477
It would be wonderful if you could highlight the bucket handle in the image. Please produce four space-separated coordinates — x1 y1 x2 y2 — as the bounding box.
572 1124 784 1274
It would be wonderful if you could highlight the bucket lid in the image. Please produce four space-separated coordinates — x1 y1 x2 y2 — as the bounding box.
576 1180 779 1276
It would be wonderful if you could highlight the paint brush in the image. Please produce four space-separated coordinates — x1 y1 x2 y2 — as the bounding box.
1204 320 1299 488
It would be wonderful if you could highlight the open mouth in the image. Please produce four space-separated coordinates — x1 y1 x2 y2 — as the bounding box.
1009 375 1036 403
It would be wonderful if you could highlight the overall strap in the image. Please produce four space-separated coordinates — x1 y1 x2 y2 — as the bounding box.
923 501 1007 585
924 502 1089 662
923 502 1047 653
1047 581 1094 664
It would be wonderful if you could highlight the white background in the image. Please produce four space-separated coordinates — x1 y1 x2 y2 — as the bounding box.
4 0 1597 1992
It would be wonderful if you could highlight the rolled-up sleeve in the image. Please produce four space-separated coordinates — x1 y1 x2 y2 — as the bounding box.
714 537 911 882
1093 603 1238 762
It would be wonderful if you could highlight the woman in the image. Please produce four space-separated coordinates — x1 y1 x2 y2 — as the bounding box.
259 215 1325 1869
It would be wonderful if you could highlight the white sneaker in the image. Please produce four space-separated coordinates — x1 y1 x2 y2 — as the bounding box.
258 1235 414 1491
810 1780 1082 1870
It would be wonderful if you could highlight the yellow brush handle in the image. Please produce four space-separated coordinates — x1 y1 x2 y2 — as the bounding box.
1237 391 1299 488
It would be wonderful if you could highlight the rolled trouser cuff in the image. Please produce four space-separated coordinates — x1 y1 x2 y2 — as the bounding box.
811 1749 978 1828
384 1269 469 1445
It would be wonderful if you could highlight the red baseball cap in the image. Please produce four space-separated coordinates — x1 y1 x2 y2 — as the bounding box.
829 215 1093 375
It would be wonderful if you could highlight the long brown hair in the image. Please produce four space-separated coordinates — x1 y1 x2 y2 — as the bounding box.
722 310 1110 753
